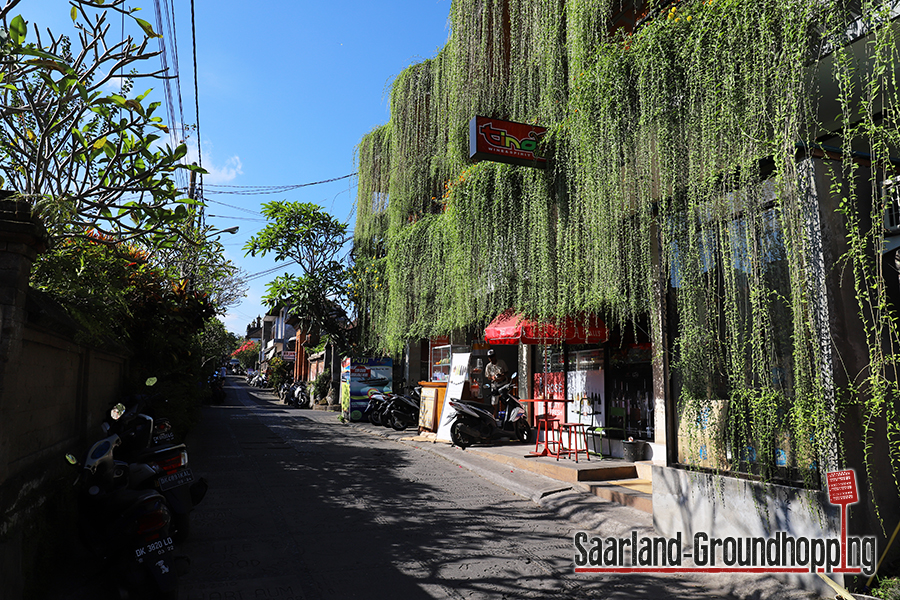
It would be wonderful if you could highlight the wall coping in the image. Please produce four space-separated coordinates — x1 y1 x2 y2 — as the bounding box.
0 198 50 253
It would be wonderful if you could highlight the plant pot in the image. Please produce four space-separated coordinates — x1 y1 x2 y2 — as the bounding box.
622 440 645 463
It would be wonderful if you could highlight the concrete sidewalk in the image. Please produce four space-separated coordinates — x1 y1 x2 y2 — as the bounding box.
342 406 656 513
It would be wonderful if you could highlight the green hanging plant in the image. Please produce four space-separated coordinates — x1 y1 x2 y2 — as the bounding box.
352 0 900 519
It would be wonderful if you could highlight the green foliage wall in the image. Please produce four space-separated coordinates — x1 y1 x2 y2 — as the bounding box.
354 0 900 497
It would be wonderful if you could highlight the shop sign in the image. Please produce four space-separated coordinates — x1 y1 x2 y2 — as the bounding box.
534 372 567 422
282 351 295 361
430 336 450 348
469 116 547 168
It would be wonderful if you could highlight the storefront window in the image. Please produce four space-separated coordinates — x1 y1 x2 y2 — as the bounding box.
668 179 799 482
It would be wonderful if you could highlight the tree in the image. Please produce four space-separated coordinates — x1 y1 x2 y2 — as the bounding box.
0 0 202 245
30 233 216 370
232 340 259 371
199 318 240 374
147 223 249 314
244 201 352 350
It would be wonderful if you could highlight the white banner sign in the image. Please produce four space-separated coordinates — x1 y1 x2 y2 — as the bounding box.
435 352 470 442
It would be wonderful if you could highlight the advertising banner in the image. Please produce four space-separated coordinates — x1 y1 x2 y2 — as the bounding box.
435 352 471 442
340 357 393 421
533 371 566 422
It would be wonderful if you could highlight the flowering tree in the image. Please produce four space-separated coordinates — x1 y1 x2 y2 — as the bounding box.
231 340 259 371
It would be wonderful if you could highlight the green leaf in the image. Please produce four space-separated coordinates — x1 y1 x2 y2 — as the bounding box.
172 144 188 160
70 6 77 21
93 136 107 150
9 15 27 45
133 18 160 39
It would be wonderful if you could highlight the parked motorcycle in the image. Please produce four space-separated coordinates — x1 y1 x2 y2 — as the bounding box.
364 392 392 426
105 394 208 544
209 374 226 404
66 431 180 599
249 372 268 388
447 372 531 448
277 379 294 403
385 386 422 431
287 382 311 408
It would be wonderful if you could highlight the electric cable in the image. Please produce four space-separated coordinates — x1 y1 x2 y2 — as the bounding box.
190 0 203 225
245 265 289 282
203 173 357 195
206 214 267 222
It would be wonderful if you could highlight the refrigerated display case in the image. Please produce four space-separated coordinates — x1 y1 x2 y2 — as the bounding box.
429 344 467 382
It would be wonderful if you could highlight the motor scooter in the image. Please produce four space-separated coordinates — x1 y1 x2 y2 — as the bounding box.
105 392 208 544
385 386 422 431
278 379 294 403
66 431 180 599
287 382 311 408
209 374 226 404
364 391 392 425
447 373 531 448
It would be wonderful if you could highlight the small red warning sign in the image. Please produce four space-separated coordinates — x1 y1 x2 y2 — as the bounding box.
826 470 859 506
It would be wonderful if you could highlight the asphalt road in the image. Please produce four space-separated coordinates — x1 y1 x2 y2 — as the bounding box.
171 377 822 600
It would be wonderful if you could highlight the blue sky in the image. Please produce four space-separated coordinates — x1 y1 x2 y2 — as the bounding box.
21 0 453 336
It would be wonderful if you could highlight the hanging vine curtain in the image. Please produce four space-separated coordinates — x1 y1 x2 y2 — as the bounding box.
352 0 900 508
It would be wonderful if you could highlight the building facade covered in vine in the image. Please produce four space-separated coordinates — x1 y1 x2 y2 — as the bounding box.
351 0 900 587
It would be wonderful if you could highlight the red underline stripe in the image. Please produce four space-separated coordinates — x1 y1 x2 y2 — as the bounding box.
574 567 858 574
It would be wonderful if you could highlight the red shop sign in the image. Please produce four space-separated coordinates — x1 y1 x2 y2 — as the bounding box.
469 116 547 169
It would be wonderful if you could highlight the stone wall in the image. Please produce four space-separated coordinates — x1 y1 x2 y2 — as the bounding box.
0 200 128 599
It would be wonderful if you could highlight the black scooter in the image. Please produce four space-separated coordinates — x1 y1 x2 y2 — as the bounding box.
365 392 392 425
283 381 310 408
385 386 422 431
67 431 179 599
105 394 208 544
447 373 531 448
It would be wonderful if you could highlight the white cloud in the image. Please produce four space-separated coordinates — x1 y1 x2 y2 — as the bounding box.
185 139 243 185
104 75 127 94
205 155 244 185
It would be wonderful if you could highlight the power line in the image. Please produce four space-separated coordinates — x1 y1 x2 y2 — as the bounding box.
153 0 188 193
245 265 289 282
205 198 262 216
203 173 357 195
206 214 267 222
190 0 203 223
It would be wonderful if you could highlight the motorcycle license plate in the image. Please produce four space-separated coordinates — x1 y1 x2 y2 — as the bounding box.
159 468 193 491
135 536 175 563
153 431 175 445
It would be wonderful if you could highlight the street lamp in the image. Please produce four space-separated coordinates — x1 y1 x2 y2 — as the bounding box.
207 225 239 237
184 225 240 291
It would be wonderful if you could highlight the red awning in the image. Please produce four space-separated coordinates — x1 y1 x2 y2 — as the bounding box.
484 310 608 345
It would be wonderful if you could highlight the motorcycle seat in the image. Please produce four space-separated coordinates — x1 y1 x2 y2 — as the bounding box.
137 443 186 463
459 400 493 412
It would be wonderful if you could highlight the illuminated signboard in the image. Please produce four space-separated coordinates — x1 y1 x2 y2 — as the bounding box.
469 116 547 169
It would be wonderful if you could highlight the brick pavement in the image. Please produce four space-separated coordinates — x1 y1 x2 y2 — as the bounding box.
51 376 827 600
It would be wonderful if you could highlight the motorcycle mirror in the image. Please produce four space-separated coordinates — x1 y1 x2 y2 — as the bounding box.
110 403 126 420
511 372 518 380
